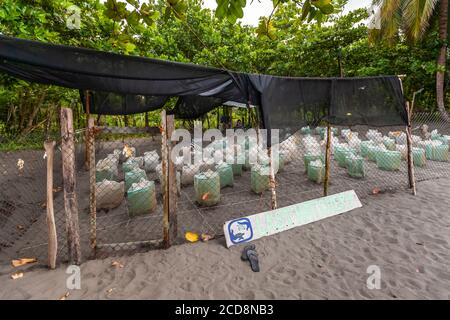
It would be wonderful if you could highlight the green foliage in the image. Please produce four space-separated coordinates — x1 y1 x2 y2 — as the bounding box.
215 0 245 24
0 0 447 151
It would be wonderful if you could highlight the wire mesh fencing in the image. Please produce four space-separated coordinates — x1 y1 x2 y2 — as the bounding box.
0 128 86 270
0 111 449 269
91 126 164 258
172 112 450 240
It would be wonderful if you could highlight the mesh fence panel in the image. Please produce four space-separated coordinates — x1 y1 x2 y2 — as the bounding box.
92 127 164 258
0 111 449 268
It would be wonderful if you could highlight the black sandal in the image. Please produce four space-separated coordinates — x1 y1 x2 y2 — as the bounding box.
246 249 260 272
241 244 256 261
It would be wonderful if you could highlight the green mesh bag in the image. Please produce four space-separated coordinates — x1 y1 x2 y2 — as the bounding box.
125 168 147 191
346 155 365 178
439 135 450 147
303 153 324 172
96 158 119 182
96 168 117 183
300 126 311 135
412 148 426 167
315 127 326 136
360 140 375 157
232 153 245 175
216 163 234 188
194 171 220 206
127 179 156 217
320 127 338 140
383 137 396 151
425 144 449 162
335 146 355 168
251 165 270 194
376 150 402 171
123 158 140 173
367 146 384 162
307 160 324 184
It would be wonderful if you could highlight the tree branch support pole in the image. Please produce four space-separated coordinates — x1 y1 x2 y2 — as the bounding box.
87 115 97 257
60 107 82 265
323 122 332 196
44 140 57 269
268 146 278 210
84 91 91 170
398 76 416 195
161 110 177 248
405 101 417 195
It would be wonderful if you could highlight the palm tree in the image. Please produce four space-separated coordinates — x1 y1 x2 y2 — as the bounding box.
371 0 449 121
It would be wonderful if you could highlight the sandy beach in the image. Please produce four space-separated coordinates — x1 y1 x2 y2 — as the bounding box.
0 177 449 300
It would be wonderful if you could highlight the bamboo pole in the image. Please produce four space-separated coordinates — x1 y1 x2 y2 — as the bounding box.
60 107 82 265
87 116 97 256
44 140 57 269
323 123 332 196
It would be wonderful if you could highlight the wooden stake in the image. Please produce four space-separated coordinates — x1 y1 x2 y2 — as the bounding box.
405 101 417 195
87 116 97 256
323 123 332 196
166 114 178 242
161 111 177 247
398 76 416 195
60 107 82 265
268 146 278 210
84 91 90 170
44 140 57 269
161 110 171 248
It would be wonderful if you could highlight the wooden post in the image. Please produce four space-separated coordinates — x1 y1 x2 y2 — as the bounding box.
323 123 332 196
398 76 416 195
87 116 97 256
405 101 417 195
161 110 169 247
60 107 82 265
84 91 90 170
161 110 178 248
44 140 57 269
268 146 278 210
166 114 178 242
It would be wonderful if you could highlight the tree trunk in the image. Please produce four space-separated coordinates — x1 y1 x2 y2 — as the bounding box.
437 0 449 122
22 90 47 136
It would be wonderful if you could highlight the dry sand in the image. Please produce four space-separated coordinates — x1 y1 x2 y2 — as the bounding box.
0 177 449 300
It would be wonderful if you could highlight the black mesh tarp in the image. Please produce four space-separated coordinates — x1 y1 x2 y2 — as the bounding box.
173 96 225 119
0 36 407 145
329 77 407 126
80 91 169 115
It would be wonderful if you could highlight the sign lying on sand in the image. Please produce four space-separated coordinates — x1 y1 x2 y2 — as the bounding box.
223 190 362 248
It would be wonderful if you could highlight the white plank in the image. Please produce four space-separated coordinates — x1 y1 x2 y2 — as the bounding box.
223 190 362 248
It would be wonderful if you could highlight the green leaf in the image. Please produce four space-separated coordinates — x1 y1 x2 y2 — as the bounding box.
307 7 317 23
301 0 311 21
318 4 334 14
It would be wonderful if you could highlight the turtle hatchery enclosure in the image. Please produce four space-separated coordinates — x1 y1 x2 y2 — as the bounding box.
1 110 450 270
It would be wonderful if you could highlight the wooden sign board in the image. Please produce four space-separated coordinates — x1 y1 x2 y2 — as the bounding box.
223 190 362 248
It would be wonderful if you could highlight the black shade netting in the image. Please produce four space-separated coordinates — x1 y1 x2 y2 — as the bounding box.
173 96 225 119
0 36 408 145
80 91 168 115
329 76 407 126
0 35 242 99
248 75 331 141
